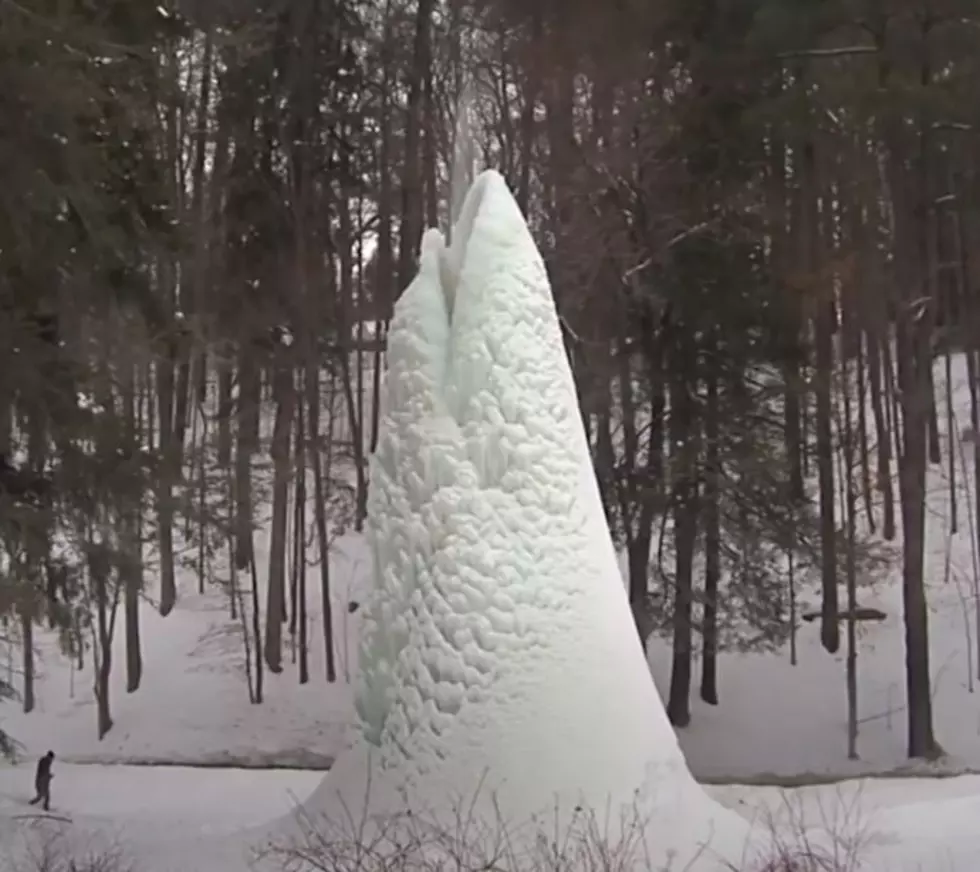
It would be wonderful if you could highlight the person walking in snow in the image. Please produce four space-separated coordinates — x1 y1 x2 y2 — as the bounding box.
28 750 55 811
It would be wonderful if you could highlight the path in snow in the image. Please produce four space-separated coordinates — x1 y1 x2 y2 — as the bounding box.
3 761 977 827
0 763 323 833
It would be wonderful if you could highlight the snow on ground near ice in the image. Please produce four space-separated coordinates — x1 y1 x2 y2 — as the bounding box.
0 533 368 769
652 351 980 782
715 776 980 870
0 763 322 835
2 765 980 871
7 355 980 786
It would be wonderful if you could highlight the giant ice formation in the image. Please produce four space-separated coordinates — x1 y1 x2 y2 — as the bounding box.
305 171 755 869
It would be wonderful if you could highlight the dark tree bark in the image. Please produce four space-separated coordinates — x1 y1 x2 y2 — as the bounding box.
292 374 309 685
802 129 839 654
122 365 143 694
306 362 337 683
879 24 940 760
396 0 434 289
264 355 295 674
666 344 699 728
701 369 720 706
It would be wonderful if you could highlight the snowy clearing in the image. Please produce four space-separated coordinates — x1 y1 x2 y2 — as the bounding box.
1 764 979 871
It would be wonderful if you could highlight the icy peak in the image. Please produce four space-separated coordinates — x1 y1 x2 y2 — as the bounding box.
324 169 752 870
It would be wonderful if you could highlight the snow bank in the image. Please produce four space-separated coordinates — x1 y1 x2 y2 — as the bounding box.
305 171 754 868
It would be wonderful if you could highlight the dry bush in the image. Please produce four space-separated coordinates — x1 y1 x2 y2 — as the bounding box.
258 780 874 872
260 799 657 872
732 785 871 872
2 819 134 872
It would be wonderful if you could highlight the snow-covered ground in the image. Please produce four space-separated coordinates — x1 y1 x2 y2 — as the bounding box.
0 763 323 834
1 763 979 871
0 532 368 771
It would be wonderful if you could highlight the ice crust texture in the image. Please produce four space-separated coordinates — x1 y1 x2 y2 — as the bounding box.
312 170 753 868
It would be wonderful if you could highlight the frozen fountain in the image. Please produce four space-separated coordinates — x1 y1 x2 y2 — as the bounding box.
299 170 755 870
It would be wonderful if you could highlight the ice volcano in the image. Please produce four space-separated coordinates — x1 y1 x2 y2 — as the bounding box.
303 171 754 868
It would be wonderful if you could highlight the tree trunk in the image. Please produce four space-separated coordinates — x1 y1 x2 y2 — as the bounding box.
123 365 143 694
293 374 309 684
234 349 259 573
856 334 875 533
666 357 698 728
768 123 805 504
264 357 295 674
337 198 369 529
816 349 839 623
369 1 396 456
897 335 937 758
423 70 439 228
90 541 114 739
516 7 543 213
396 0 434 289
626 532 653 651
617 349 646 641
173 344 192 476
946 344 957 533
19 607 34 714
701 370 720 706
617 334 663 650
249 553 264 705
801 126 839 654
841 339 859 760
881 32 939 759
216 359 233 470
196 368 209 595
155 346 177 617
866 329 896 540
928 373 941 465
306 363 337 682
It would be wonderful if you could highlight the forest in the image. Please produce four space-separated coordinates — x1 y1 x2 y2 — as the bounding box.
1 0 979 766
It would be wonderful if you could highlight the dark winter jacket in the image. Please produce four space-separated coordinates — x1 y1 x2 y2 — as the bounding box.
35 754 53 788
